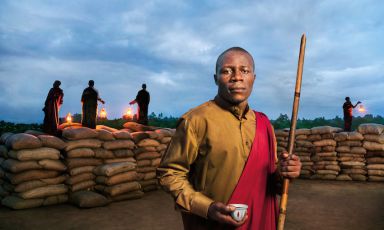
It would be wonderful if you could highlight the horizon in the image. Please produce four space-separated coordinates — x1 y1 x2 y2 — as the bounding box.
1 0 383 123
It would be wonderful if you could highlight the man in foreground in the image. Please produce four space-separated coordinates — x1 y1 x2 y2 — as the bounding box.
81 80 105 129
157 47 301 230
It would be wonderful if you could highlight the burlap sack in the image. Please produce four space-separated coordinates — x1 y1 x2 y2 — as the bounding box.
322 146 336 152
5 133 42 150
295 152 311 157
336 174 352 181
93 148 114 159
340 161 365 167
335 132 348 142
137 166 157 173
131 132 150 143
294 147 309 152
96 125 118 133
296 135 308 140
367 157 384 164
96 171 138 186
275 130 289 137
63 127 99 140
363 134 384 144
336 146 351 153
325 165 340 171
95 181 141 197
108 190 144 202
6 170 60 185
313 139 336 147
301 162 314 166
2 159 66 173
350 174 367 181
276 147 287 153
0 145 8 158
296 141 313 148
315 152 337 157
113 130 133 140
321 133 334 139
38 135 67 150
151 158 161 166
123 122 156 132
59 122 82 130
18 184 68 199
94 161 136 177
299 170 311 176
136 152 161 160
144 131 159 139
134 146 157 155
2 194 67 209
276 137 287 142
368 170 384 176
161 137 172 144
366 151 384 157
8 147 60 161
14 175 67 193
142 184 158 192
137 139 160 147
338 153 363 157
66 173 95 185
316 170 339 175
137 159 151 167
143 172 156 180
311 126 341 135
348 132 364 141
338 157 365 162
70 190 109 208
341 169 366 174
104 158 136 164
358 123 384 135
311 174 337 180
301 165 313 170
314 161 338 165
103 140 135 150
70 180 96 192
96 129 116 141
155 128 174 137
350 147 366 155
338 141 362 147
0 132 14 144
65 139 102 152
139 179 157 187
363 141 384 151
67 148 95 158
295 129 311 135
368 176 384 182
278 142 288 148
367 164 384 170
307 134 322 141
312 156 337 161
66 158 102 169
70 166 96 176
113 149 134 158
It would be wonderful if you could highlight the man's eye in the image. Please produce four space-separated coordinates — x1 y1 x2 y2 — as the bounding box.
222 69 232 74
242 69 250 74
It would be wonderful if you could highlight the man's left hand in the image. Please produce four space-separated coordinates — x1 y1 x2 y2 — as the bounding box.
279 152 301 179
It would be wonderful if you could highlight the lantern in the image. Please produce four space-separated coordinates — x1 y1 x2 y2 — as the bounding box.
66 113 72 124
99 108 107 120
123 107 134 120
358 104 366 113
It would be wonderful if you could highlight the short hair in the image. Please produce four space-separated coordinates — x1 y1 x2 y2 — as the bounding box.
89 80 94 86
53 80 61 87
215 47 255 74
142 83 146 89
345 97 350 101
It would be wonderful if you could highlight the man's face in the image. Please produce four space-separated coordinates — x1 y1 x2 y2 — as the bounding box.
214 50 255 105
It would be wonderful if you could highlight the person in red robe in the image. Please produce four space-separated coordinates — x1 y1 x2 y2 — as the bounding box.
42 80 64 136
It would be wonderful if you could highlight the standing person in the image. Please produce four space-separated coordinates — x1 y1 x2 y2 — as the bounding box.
43 80 64 136
157 47 301 230
343 97 361 131
130 83 150 125
81 80 105 129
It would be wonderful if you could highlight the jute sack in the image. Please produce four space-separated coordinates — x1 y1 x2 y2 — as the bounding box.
14 175 67 193
113 149 134 158
93 161 136 177
103 140 135 150
367 164 384 170
322 146 336 152
300 170 311 176
296 141 313 148
277 147 287 153
295 135 307 140
161 137 172 144
366 151 384 157
338 157 365 162
295 147 310 152
367 158 384 164
295 129 311 135
70 180 96 192
18 184 68 199
338 141 362 147
313 139 336 147
340 161 365 167
95 181 141 197
8 147 60 161
109 190 144 202
368 176 384 182
65 139 102 152
308 134 321 141
70 166 96 176
312 156 337 161
93 148 114 159
310 174 337 180
0 145 8 158
104 158 136 164
335 132 348 142
341 169 367 174
321 133 334 139
276 137 286 142
24 130 45 136
66 173 95 185
63 127 98 140
151 158 161 166
336 146 350 153
155 128 174 137
311 126 341 135
139 179 157 187
301 162 314 166
142 184 158 192
123 122 157 132
70 190 109 208
6 170 60 185
278 142 288 148
134 146 157 155
144 131 159 139
143 172 156 180
348 132 364 141
137 139 160 147
136 152 161 160
314 161 338 165
38 135 67 150
96 129 115 141
96 171 138 186
5 133 42 150
336 174 352 181
113 130 133 140
358 123 384 135
315 152 337 157
131 132 150 143
1 195 56 209
363 134 384 144
338 153 364 157
137 160 151 167
0 132 14 144
350 174 367 181
363 141 384 151
67 148 95 158
316 170 339 175
368 170 384 176
275 130 289 137
137 166 157 173
350 147 366 155
96 125 118 133
2 159 66 173
66 158 102 169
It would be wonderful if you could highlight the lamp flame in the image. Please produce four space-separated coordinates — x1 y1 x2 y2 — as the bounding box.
66 113 72 123
358 105 366 113
99 108 107 119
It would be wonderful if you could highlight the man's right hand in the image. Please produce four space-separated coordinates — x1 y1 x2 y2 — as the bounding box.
207 202 248 227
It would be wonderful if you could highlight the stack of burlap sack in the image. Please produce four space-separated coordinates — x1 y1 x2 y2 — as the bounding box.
275 129 289 154
63 128 102 193
335 131 366 181
310 126 342 180
0 132 68 209
94 129 143 202
359 123 384 182
294 129 313 179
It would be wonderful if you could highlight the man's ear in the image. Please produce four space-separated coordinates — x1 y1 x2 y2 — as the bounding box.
214 74 218 85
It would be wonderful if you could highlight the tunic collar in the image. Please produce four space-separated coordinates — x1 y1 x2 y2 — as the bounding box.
214 95 251 120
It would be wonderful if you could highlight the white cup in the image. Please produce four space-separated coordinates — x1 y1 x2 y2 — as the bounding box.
229 204 248 222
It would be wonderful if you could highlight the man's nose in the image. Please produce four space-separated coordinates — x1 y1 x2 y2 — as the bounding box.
230 70 244 81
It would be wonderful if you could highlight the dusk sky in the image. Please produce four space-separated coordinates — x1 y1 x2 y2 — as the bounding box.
1 0 383 123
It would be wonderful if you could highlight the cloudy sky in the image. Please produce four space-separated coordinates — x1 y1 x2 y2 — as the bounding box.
0 0 383 123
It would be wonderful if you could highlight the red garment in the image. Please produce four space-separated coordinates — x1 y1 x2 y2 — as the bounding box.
227 111 278 230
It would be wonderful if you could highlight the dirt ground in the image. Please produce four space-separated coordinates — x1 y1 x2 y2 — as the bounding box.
0 179 383 230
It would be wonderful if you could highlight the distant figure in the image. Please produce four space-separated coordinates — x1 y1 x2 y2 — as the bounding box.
343 97 361 131
81 80 105 129
130 84 150 125
43 80 64 136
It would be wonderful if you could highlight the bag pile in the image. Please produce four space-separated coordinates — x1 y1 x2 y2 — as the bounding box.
294 129 313 179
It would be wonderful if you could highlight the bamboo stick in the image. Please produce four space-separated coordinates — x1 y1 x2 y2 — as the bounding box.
277 34 306 230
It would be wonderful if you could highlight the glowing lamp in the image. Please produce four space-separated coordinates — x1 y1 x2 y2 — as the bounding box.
99 108 107 119
358 104 366 113
66 113 72 123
